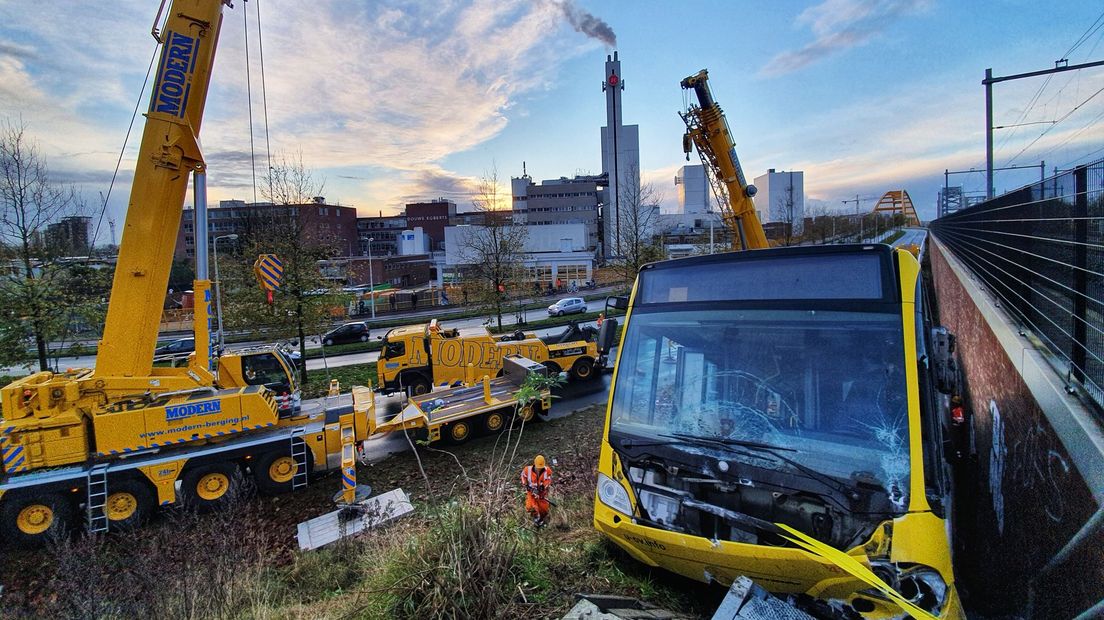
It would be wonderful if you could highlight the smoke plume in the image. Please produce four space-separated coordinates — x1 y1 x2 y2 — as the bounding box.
553 0 616 47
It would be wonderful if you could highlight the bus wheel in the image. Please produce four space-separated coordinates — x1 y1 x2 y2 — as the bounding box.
446 420 474 445
182 463 242 512
403 372 431 396
571 357 595 381
254 449 313 495
0 492 74 549
483 411 506 434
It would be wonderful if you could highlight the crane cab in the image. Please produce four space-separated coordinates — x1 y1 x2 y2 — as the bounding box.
218 346 302 414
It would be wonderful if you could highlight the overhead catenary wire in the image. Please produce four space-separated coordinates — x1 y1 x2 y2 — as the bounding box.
1003 84 1104 167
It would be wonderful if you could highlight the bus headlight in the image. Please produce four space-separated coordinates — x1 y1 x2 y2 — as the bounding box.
597 473 632 516
897 566 948 615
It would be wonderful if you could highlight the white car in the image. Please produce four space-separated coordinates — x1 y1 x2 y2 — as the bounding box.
547 297 586 317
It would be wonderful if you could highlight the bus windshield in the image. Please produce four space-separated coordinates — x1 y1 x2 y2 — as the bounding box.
610 307 911 510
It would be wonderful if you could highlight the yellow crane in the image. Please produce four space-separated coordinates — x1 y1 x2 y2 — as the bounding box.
1 0 310 546
679 69 770 250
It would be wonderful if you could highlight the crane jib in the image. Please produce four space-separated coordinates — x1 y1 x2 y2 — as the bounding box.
152 30 200 118
728 147 748 188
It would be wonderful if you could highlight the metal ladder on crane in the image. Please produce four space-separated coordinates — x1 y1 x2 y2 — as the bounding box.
86 463 110 533
290 428 309 490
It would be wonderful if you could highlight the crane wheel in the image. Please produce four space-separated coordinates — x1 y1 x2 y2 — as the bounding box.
446 420 473 445
181 462 243 512
105 479 155 531
0 491 74 549
254 449 313 495
483 411 506 434
571 357 595 381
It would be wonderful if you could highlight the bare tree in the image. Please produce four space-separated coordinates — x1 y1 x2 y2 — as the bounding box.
611 164 663 282
262 149 323 206
0 120 83 370
221 155 337 383
455 167 528 331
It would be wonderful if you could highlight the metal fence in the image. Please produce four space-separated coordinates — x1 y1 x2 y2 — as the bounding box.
931 158 1104 411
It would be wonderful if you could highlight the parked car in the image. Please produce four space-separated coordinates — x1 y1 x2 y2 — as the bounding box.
547 297 586 317
322 322 371 346
154 337 194 356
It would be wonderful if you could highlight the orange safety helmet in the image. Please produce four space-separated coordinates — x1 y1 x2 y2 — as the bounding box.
533 455 546 469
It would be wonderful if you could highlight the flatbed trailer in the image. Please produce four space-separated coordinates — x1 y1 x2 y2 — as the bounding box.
368 355 552 444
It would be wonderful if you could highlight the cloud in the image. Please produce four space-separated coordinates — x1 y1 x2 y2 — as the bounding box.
760 0 931 77
0 0 604 221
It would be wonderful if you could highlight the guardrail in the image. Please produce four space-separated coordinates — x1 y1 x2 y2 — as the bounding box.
930 158 1104 411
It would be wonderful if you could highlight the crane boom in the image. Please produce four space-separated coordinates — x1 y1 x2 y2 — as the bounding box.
97 0 226 377
679 69 769 250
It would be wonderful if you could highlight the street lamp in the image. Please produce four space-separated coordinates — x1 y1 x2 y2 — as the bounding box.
367 237 376 319
213 233 238 350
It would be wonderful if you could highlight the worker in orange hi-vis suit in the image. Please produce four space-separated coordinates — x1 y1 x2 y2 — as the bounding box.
520 454 553 526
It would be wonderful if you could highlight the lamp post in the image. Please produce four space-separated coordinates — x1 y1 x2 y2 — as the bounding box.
367 237 376 319
213 233 238 350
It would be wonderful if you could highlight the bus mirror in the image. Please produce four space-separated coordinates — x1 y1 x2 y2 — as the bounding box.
607 296 629 312
931 326 958 395
598 317 619 354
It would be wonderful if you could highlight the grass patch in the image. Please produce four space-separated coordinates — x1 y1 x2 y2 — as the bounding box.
303 362 378 399
304 339 383 360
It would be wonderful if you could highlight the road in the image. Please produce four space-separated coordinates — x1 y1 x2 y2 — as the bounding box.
889 227 928 253
1 298 613 375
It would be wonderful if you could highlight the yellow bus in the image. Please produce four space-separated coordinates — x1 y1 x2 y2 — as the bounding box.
593 244 965 618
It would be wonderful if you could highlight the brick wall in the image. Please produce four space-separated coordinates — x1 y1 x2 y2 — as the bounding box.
929 240 1104 617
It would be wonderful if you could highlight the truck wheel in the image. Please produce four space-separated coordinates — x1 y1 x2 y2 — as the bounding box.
483 411 506 434
445 420 474 445
541 361 561 378
516 403 538 423
0 492 74 549
181 463 243 512
254 449 313 495
403 373 431 396
105 478 155 531
571 357 595 381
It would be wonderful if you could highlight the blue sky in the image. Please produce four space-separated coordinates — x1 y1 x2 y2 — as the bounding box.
2 0 1103 236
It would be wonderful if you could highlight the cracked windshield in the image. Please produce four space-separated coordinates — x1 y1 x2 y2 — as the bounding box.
611 308 911 508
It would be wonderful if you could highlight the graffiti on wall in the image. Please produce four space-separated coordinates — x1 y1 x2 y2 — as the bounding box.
989 400 1005 535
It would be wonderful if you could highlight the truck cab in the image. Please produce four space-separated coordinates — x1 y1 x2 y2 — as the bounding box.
378 320 599 395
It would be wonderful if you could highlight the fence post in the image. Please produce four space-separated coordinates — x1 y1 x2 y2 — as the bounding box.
1072 165 1088 384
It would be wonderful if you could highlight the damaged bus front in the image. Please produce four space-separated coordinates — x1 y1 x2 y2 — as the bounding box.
593 244 965 619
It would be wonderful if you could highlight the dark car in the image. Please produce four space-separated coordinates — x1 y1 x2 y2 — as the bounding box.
154 337 194 356
322 322 371 346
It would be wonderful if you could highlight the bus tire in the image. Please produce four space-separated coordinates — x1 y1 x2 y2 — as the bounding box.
254 448 313 495
105 478 155 532
571 357 595 381
0 491 74 549
181 462 243 512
